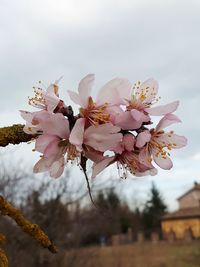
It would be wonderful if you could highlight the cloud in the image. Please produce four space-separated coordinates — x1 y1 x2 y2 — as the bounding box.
191 153 200 161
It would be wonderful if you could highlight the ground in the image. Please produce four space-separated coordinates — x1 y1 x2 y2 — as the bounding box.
66 242 200 267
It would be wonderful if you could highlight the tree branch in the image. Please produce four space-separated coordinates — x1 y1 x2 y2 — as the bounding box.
0 196 57 254
0 124 35 147
0 233 8 267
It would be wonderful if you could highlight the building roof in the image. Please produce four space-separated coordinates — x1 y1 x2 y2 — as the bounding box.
162 207 200 221
177 182 200 201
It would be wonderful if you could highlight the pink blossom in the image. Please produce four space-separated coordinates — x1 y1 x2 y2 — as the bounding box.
21 110 79 178
91 134 154 178
68 74 132 127
115 78 179 130
20 110 43 134
33 135 66 178
28 78 64 113
114 109 150 131
69 118 123 153
20 110 69 138
20 74 187 180
136 114 187 170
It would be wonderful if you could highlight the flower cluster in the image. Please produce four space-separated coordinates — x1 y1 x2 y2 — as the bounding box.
20 74 187 179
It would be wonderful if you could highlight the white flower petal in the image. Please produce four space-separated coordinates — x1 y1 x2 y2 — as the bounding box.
145 101 179 116
69 118 85 151
152 150 173 170
67 90 82 106
96 78 132 106
92 156 115 178
136 131 151 148
78 74 95 108
136 78 158 103
50 157 65 178
155 114 182 132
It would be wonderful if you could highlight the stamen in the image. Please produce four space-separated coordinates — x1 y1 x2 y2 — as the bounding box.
80 97 110 125
28 87 46 108
129 80 160 110
151 129 177 160
67 143 79 161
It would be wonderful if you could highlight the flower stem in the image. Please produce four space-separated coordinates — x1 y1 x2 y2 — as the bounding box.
80 154 98 208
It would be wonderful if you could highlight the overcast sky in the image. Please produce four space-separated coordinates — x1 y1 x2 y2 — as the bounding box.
1 0 200 210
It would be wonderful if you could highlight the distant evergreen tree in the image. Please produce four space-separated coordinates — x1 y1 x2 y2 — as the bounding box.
96 189 120 211
106 189 120 210
95 190 108 209
142 182 167 235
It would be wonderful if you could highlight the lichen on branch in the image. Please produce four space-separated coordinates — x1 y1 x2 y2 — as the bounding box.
0 233 8 267
0 124 35 147
0 196 57 254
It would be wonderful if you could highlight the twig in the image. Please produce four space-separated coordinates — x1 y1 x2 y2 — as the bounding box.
0 195 57 254
80 154 98 208
80 155 115 220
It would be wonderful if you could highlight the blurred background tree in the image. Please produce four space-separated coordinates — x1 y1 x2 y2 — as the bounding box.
142 182 167 237
0 158 168 267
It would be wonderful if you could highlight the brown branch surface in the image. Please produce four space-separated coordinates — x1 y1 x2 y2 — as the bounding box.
0 234 8 267
0 124 35 147
0 248 8 267
0 196 57 254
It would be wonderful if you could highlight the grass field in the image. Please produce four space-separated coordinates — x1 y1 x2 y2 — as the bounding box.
66 242 200 267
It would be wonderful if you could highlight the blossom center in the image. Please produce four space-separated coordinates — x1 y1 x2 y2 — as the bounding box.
58 140 80 161
117 152 139 178
150 131 177 159
126 81 160 110
79 96 110 126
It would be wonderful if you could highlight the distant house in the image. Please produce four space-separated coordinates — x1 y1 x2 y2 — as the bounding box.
161 182 200 239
